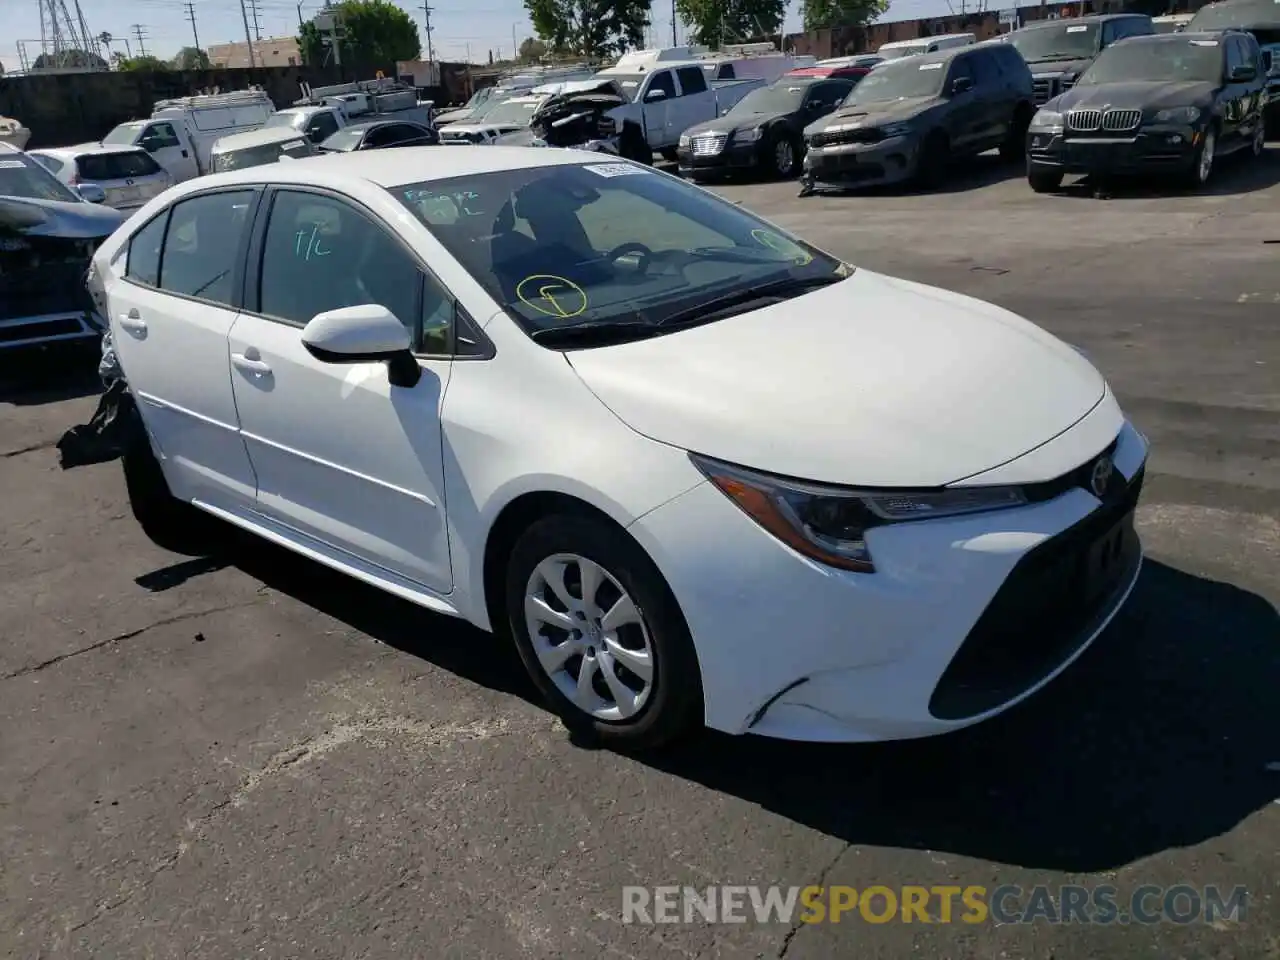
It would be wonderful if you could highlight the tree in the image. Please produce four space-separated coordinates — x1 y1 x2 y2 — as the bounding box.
676 0 785 48
172 46 211 70
298 0 421 69
800 0 888 31
524 0 649 58
518 37 548 62
32 48 107 70
118 55 170 71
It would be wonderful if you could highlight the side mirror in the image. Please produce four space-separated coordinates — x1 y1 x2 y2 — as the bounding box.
1229 63 1257 82
301 304 421 388
644 88 668 102
75 182 107 204
951 76 974 95
138 137 161 153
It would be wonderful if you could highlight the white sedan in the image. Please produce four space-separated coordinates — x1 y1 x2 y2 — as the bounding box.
90 147 1148 749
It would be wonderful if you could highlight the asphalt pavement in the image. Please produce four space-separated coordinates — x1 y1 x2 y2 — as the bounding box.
1 151 1278 959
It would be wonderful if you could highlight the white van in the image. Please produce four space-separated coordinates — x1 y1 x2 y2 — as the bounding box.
98 89 275 183
874 33 976 63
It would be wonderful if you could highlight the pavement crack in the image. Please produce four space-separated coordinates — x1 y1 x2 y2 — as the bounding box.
1 439 56 458
0 600 265 682
776 841 853 958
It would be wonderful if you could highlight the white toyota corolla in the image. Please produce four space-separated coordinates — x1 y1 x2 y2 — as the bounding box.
90 147 1148 749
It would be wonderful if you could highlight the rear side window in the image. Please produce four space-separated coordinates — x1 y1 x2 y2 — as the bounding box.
31 154 65 174
676 66 708 95
717 63 736 79
158 190 256 306
970 50 1001 86
77 151 162 181
126 212 168 287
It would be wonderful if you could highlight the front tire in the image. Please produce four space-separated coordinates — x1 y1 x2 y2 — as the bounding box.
1184 124 1217 188
1027 162 1064 193
766 132 802 179
1250 116 1266 158
505 514 703 751
1000 105 1033 161
122 427 221 556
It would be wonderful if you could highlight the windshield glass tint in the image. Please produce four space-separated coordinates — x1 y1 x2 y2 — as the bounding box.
101 123 144 146
479 99 543 124
1079 39 1224 83
878 46 926 61
264 112 304 130
1011 23 1100 62
0 155 80 202
77 151 161 180
395 162 844 335
1189 0 1280 30
212 140 308 171
731 83 813 114
846 59 947 102
320 127 367 151
606 74 646 101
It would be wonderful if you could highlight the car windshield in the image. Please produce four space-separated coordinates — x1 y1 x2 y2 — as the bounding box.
101 122 145 146
1010 22 1101 62
730 82 813 115
1078 38 1225 84
605 74 646 101
1189 0 1280 30
877 45 928 61
319 126 367 151
77 151 162 180
212 138 312 171
0 154 80 202
478 98 545 125
844 58 947 102
264 112 306 131
395 161 847 341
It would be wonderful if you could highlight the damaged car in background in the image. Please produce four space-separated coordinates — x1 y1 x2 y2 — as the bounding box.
0 144 126 351
491 79 651 162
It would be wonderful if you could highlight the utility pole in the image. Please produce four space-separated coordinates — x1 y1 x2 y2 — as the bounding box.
671 0 677 45
421 1 435 63
184 2 201 50
297 2 305 30
238 0 257 66
131 23 148 57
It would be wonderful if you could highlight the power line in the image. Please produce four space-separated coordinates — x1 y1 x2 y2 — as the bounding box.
184 1 201 50
131 23 149 57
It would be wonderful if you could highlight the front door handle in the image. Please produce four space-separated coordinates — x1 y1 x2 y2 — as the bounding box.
231 353 272 377
118 309 147 336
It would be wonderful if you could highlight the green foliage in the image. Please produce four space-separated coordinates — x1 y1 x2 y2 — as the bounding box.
32 48 108 70
118 55 170 72
524 0 649 58
172 47 211 70
518 37 549 61
676 0 786 48
800 0 889 31
298 0 422 68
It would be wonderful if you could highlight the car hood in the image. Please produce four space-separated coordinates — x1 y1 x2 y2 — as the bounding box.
808 96 939 133
442 119 527 136
432 108 473 126
1024 57 1094 78
0 195 126 238
566 269 1106 487
685 110 794 138
1055 80 1218 111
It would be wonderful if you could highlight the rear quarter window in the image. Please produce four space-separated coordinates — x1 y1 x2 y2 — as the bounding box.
77 151 162 180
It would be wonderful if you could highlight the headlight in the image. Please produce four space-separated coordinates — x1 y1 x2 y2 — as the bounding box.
736 127 762 142
1153 106 1201 124
1029 109 1064 133
678 133 691 147
691 454 1028 574
879 121 911 137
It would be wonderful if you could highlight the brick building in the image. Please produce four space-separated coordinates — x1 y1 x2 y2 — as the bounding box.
207 37 301 69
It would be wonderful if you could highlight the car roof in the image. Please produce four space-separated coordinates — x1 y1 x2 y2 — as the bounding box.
1118 31 1229 44
32 144 148 158
1017 12 1145 29
195 145 602 191
878 45 968 68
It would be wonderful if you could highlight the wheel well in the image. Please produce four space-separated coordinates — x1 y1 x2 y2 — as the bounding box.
481 492 622 635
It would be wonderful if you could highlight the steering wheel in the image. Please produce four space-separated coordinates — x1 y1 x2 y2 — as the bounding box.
605 241 655 276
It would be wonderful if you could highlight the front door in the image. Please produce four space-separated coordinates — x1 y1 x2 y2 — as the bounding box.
106 187 261 509
142 121 198 181
641 70 676 148
943 58 983 154
227 187 454 592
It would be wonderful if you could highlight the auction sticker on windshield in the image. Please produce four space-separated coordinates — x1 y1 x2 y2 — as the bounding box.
0 160 26 169
1066 24 1088 32
919 63 943 70
584 163 648 178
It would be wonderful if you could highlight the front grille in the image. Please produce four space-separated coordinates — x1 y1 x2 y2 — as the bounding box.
809 127 882 148
691 134 727 157
0 235 98 322
1066 108 1103 132
1102 109 1141 131
1033 77 1057 104
928 462 1146 721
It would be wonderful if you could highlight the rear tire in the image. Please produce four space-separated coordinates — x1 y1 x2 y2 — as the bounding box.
1027 163 1064 193
504 513 703 751
122 428 221 556
915 130 950 188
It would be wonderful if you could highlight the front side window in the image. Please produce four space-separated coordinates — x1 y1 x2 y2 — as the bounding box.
648 71 677 98
395 162 846 343
0 153 80 202
307 112 340 142
258 190 422 345
158 190 255 305
145 123 182 148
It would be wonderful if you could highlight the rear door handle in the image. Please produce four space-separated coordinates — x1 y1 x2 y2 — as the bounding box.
231 353 272 377
117 310 147 336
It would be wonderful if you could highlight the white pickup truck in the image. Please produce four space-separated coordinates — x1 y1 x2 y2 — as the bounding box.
596 55 766 159
268 80 435 145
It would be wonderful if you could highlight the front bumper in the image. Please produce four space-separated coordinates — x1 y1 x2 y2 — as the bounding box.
0 236 106 349
1027 125 1201 176
629 417 1149 743
801 134 918 188
676 139 764 178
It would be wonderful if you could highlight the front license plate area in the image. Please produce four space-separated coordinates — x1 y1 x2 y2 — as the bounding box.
1080 509 1135 607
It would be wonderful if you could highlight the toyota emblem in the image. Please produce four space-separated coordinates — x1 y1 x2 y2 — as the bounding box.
1089 455 1114 497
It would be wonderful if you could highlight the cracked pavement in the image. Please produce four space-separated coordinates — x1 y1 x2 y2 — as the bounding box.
1 152 1278 959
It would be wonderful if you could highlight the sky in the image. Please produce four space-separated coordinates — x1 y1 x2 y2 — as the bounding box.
0 0 1005 75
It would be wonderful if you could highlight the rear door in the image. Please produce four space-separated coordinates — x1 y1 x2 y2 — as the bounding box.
106 187 261 511
674 65 712 134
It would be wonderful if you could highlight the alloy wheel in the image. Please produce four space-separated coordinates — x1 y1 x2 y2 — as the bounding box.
1253 121 1266 157
1198 128 1215 183
524 553 655 722
775 139 796 176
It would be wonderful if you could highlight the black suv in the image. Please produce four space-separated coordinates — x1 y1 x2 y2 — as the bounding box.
1186 0 1280 129
1009 14 1155 105
1026 31 1269 191
800 42 1035 193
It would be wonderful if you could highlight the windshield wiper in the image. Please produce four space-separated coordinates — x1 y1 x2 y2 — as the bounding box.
528 319 660 347
655 275 844 328
1027 54 1088 63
